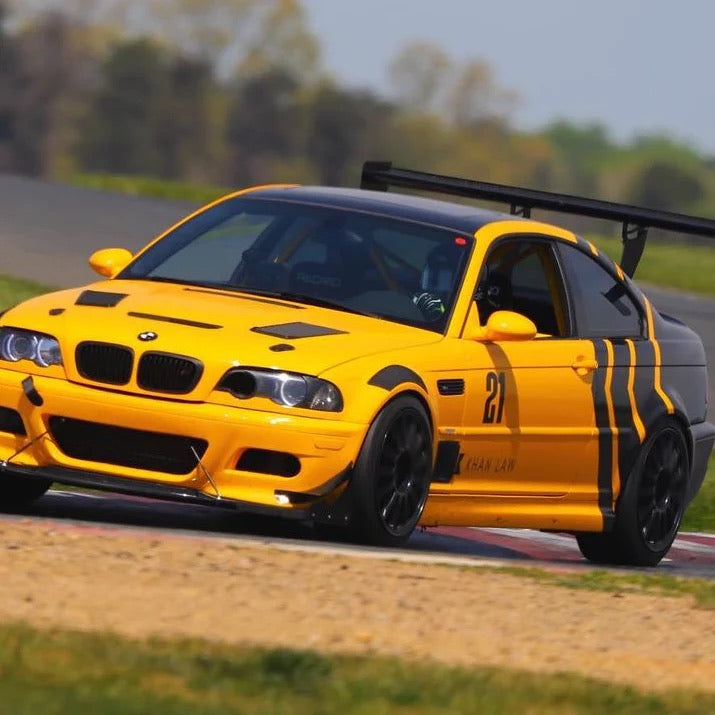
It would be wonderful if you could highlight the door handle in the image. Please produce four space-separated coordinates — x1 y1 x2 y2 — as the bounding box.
572 356 598 374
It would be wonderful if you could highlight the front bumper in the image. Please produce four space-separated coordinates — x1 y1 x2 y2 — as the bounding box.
0 368 367 512
0 462 312 518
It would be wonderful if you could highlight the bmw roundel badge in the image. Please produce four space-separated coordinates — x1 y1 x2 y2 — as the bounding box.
138 331 158 342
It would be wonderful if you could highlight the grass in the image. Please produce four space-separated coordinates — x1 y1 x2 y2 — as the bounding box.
488 564 715 609
66 172 229 205
588 233 715 296
0 274 58 310
683 459 715 533
0 622 711 714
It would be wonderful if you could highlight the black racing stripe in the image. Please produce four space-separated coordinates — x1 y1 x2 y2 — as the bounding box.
574 236 594 255
591 339 613 524
574 235 622 274
611 340 640 489
633 340 666 431
368 365 427 392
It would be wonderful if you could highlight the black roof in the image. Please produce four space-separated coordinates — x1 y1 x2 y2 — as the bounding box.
246 185 513 235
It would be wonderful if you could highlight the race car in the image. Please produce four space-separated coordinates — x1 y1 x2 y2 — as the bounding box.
0 162 712 566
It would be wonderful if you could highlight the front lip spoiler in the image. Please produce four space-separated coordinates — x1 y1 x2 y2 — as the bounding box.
0 463 309 520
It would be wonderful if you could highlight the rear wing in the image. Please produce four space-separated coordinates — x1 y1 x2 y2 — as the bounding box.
360 161 715 277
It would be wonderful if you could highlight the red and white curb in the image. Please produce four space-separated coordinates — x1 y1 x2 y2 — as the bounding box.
431 526 715 565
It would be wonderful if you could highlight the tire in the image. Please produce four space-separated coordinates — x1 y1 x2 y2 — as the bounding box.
345 395 433 547
575 532 620 564
0 473 52 507
578 419 689 567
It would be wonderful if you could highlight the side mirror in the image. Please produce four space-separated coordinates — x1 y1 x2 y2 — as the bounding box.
483 310 537 341
89 248 133 278
464 304 537 342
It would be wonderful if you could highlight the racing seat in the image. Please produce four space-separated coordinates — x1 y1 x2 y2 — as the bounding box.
289 261 345 300
241 259 290 292
288 226 377 301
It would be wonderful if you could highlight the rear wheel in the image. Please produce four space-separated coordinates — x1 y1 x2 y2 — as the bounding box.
0 473 52 507
577 420 689 567
346 395 433 547
575 532 619 564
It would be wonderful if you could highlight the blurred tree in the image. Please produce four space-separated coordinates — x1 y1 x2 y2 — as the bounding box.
0 0 20 169
447 59 517 127
78 39 169 175
8 0 320 80
212 0 320 79
544 122 612 193
628 160 705 212
2 11 74 175
225 67 305 185
388 113 452 171
156 55 215 180
7 0 117 26
306 83 393 185
388 41 452 113
388 43 516 133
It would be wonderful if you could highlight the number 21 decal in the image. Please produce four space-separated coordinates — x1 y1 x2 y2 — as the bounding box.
483 371 506 424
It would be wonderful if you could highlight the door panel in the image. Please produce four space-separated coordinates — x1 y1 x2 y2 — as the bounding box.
452 339 599 497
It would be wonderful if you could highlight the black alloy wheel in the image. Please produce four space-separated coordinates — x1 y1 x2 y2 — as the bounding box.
375 409 431 537
347 395 433 547
633 424 689 555
577 420 689 567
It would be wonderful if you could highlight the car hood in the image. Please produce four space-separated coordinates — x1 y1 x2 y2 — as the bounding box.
3 280 442 399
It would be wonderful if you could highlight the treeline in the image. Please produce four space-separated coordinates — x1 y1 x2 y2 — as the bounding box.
1 0 713 217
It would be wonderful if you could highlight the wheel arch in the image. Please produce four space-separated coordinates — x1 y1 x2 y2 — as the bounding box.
639 400 693 473
361 388 436 459
390 388 435 440
619 411 692 499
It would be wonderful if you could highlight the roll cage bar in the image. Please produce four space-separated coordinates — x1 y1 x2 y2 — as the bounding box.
360 161 715 278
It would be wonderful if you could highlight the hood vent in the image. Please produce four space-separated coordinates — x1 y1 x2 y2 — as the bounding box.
251 322 347 339
75 290 128 307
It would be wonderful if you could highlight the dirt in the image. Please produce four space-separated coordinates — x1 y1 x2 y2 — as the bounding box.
0 517 713 694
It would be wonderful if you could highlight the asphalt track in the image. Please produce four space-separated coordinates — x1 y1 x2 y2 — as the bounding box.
0 173 713 574
3 489 714 579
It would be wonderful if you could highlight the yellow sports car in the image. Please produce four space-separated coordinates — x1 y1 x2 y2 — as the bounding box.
0 162 713 566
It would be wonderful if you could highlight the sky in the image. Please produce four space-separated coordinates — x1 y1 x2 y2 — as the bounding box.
302 0 715 154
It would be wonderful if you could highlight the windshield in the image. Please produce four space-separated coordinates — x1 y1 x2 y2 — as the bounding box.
119 197 473 333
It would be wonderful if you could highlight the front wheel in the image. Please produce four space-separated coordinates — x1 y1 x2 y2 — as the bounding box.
577 420 689 567
0 472 52 508
346 395 433 547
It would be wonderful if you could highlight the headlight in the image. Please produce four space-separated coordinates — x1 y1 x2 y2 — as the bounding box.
218 369 343 411
0 328 63 367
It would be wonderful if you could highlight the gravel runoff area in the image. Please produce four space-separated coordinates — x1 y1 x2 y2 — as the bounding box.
0 517 713 695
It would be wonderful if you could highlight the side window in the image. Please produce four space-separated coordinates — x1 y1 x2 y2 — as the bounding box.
558 243 643 338
475 239 568 336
